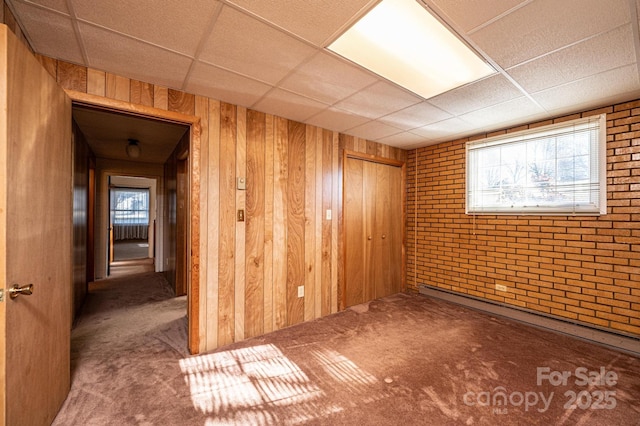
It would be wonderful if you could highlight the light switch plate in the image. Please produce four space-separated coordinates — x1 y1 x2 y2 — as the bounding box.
326 209 332 220
297 285 304 298
237 177 246 190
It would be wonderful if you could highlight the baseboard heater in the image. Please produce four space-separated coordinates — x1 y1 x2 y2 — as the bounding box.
418 284 640 357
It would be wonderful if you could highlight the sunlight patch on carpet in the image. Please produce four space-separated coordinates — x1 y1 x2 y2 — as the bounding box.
179 344 343 423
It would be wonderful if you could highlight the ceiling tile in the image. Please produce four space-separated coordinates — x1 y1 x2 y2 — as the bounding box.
334 81 422 120
412 117 477 139
531 64 640 114
9 2 84 63
252 88 330 123
346 120 402 141
224 0 376 46
71 0 220 57
460 96 546 129
427 0 527 33
305 107 370 133
508 25 636 93
185 62 272 108
279 52 377 105
79 23 193 89
380 101 453 130
470 0 630 68
199 5 316 85
20 0 69 14
428 74 523 115
377 131 427 148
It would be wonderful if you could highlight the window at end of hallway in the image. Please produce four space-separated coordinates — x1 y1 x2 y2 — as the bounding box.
466 114 607 215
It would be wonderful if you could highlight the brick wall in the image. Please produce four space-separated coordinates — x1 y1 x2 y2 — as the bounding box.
407 99 640 337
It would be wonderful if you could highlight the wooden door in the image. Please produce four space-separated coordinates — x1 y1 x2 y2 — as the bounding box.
344 155 404 308
0 26 72 425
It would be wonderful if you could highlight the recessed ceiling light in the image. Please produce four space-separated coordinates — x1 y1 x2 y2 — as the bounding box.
328 0 495 99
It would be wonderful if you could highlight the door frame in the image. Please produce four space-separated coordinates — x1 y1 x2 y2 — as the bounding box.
340 150 406 310
66 90 202 354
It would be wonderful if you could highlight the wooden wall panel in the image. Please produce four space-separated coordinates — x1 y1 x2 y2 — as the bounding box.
321 130 333 316
263 115 275 333
169 89 195 116
43 57 408 353
57 62 86 92
245 110 265 338
195 96 209 352
205 99 220 349
130 80 154 107
286 121 306 326
218 102 236 347
273 117 289 330
105 73 130 102
234 107 247 341
304 126 317 322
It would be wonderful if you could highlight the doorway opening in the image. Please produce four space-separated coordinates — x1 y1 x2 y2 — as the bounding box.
69 91 201 354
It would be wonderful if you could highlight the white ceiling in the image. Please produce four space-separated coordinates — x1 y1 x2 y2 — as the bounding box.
7 0 640 149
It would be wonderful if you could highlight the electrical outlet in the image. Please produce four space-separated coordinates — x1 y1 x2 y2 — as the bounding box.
496 284 507 292
298 285 304 298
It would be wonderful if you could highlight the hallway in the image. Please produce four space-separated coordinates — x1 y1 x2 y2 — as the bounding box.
53 272 194 424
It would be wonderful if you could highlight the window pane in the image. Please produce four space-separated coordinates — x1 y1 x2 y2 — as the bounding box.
111 189 149 224
466 114 606 215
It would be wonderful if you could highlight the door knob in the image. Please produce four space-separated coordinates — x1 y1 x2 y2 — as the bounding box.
368 235 372 240
382 234 386 239
9 284 33 299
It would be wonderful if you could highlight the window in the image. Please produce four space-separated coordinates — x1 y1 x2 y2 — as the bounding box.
111 188 149 225
466 114 606 215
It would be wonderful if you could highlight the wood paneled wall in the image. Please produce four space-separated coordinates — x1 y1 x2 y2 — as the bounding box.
35 55 407 352
71 122 91 321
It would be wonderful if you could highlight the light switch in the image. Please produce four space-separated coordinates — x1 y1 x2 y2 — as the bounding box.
237 177 246 190
237 209 245 222
326 209 332 220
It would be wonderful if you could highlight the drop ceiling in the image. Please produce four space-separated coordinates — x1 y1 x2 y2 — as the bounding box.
7 0 640 149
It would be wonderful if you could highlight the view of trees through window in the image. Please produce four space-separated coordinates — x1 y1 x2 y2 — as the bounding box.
466 115 605 214
111 189 149 225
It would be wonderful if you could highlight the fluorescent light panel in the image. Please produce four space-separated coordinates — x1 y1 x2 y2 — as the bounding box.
328 0 495 99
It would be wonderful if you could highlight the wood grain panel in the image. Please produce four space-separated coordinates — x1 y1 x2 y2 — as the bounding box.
314 126 324 318
130 80 154 107
87 69 105 97
206 99 221 349
245 110 265 338
263 114 275 333
195 95 209 353
169 89 195 115
273 117 288 330
105 73 130 102
321 129 332 316
154 85 168 110
218 102 236 346
344 157 365 307
57 61 86 92
389 163 404 294
331 131 339 313
35 53 56 79
364 161 378 302
287 121 305 326
304 125 316 322
235 107 247 341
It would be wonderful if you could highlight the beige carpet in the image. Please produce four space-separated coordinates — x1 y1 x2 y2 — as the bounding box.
53 273 640 425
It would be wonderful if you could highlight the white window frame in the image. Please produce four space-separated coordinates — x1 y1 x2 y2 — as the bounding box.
466 114 607 215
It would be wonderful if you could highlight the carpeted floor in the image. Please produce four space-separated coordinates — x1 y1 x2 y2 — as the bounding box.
113 239 150 261
53 273 640 425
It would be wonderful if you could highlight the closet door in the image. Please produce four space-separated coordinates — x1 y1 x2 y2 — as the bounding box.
344 156 404 308
344 157 365 306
